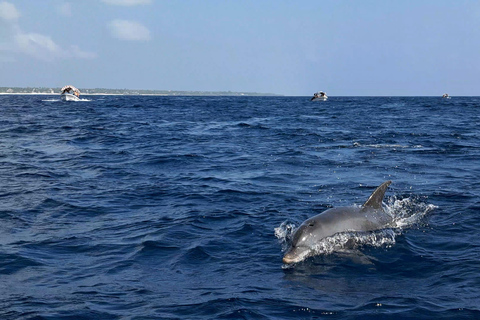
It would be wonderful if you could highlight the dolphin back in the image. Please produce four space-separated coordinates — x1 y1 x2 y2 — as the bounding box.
361 180 392 211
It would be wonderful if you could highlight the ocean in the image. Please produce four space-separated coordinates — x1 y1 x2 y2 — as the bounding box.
0 95 479 319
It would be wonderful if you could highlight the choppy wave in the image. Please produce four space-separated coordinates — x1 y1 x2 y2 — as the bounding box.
353 141 424 149
1 95 479 319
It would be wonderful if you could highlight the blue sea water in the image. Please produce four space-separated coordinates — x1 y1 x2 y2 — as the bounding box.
0 95 479 319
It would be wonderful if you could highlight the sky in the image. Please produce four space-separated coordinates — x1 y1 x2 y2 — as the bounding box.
1 0 480 96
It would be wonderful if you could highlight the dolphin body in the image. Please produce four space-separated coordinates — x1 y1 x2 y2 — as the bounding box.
283 181 393 264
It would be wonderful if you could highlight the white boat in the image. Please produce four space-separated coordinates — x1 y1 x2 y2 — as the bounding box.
60 92 81 101
311 91 328 101
60 85 81 101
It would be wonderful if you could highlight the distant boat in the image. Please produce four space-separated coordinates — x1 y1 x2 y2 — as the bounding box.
60 85 81 101
311 91 328 101
442 93 451 99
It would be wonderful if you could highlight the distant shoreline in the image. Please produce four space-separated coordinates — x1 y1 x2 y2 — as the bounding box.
0 92 281 96
0 87 281 96
0 92 170 96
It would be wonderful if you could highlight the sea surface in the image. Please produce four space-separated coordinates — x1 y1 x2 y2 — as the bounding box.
0 95 479 319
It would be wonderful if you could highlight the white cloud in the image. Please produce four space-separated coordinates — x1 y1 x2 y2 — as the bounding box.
0 1 20 21
0 2 96 61
10 31 97 61
15 33 62 58
108 20 151 41
58 3 72 17
12 33 97 60
101 0 151 6
68 45 97 59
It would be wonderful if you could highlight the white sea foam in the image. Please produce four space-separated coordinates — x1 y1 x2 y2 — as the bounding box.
385 196 437 229
353 142 423 149
41 98 91 102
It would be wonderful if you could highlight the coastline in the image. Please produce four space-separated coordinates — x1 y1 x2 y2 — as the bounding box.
0 92 279 97
0 92 170 96
0 87 281 96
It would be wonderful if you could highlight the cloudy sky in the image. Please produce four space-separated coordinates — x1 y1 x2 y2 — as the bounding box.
1 0 479 95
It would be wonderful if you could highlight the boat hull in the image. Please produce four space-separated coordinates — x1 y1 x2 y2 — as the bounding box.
60 93 80 101
311 96 328 101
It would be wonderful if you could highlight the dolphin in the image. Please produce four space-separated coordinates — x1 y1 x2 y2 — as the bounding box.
283 180 393 264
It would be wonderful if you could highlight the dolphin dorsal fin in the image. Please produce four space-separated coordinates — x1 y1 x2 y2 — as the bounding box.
362 180 392 210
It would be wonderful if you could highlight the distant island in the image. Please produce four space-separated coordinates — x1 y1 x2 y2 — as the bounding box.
0 87 280 96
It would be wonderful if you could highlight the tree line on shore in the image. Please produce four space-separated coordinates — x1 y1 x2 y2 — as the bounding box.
0 87 278 96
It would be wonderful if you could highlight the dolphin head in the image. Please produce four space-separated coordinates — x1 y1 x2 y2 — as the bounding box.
283 218 324 264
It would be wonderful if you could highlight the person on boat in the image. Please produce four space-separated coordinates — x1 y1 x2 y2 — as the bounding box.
61 87 71 94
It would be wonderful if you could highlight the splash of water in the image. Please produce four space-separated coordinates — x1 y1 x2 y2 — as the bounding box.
41 98 92 102
274 222 296 252
386 195 436 228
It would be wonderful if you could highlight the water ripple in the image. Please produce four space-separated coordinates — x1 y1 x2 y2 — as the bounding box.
0 95 479 319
